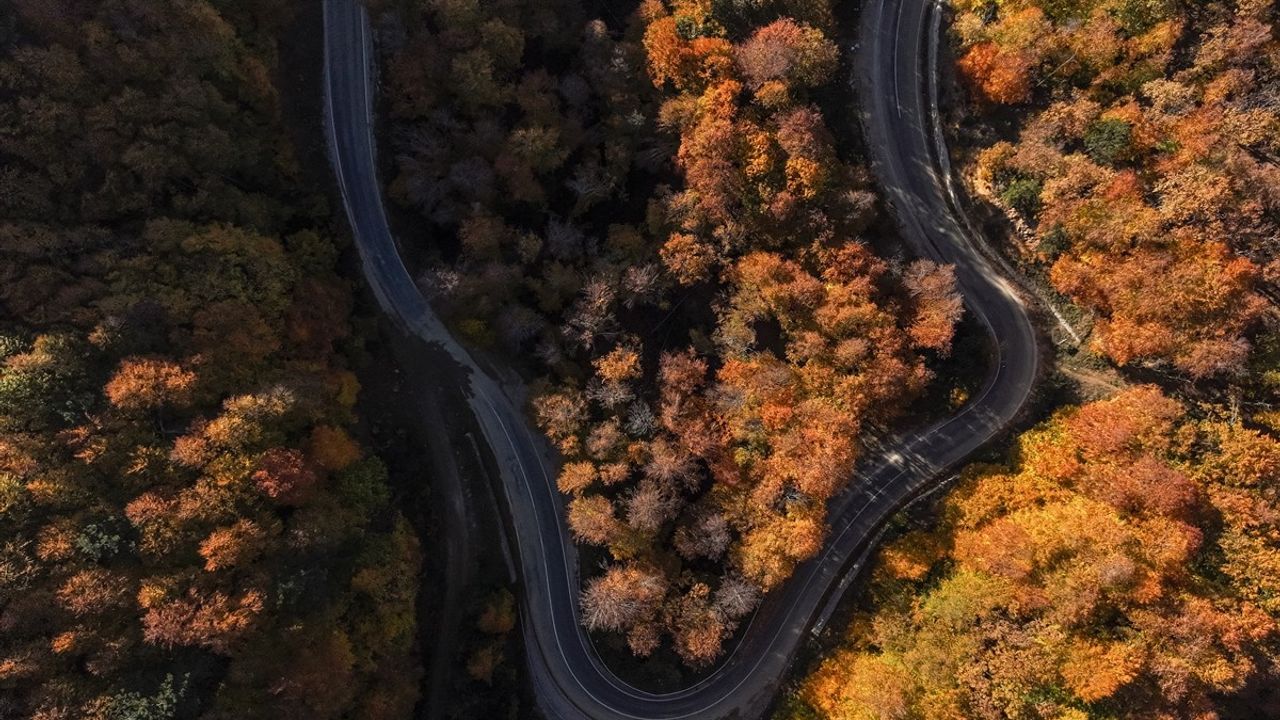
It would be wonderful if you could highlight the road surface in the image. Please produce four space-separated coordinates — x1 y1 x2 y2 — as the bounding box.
321 0 1039 716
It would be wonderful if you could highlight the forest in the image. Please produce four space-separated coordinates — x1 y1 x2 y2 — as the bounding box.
1 0 1276 715
0 2 420 718
955 0 1278 382
787 387 1280 718
378 0 964 667
781 0 1280 716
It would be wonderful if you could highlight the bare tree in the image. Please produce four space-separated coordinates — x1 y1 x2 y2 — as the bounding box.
625 401 657 438
626 479 679 533
564 276 618 350
644 438 695 488
622 263 663 308
580 564 667 632
713 574 761 620
674 509 731 561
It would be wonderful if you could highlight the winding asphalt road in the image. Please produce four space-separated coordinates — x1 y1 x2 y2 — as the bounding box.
322 0 1039 716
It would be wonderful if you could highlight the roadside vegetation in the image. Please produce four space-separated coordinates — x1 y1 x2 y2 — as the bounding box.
4 0 1274 714
784 387 1280 718
374 0 966 668
782 0 1280 717
0 3 421 717
956 0 1278 386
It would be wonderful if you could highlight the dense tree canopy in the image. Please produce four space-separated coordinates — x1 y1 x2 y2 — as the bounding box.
787 387 1280 719
0 2 420 717
956 0 1279 380
381 0 963 665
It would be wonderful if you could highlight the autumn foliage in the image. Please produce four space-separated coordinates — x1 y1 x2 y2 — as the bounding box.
957 0 1278 379
789 388 1280 718
384 0 962 665
0 2 420 717
957 41 1032 104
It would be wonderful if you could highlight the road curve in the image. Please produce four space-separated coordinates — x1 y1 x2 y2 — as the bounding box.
321 0 1039 716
